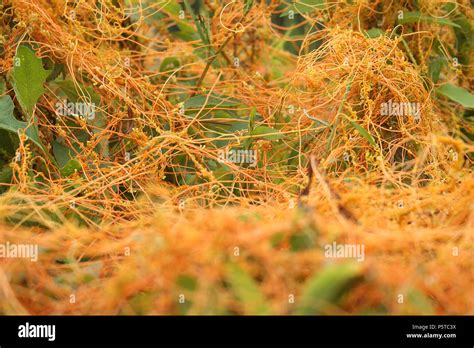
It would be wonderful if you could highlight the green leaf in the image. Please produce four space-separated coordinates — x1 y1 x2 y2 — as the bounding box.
0 165 13 193
453 16 472 65
225 263 272 315
436 84 474 108
160 57 180 72
244 0 254 14
344 116 376 147
55 80 108 156
176 274 198 291
184 94 241 111
0 166 13 184
289 232 314 251
161 0 196 41
207 161 234 187
303 109 330 127
249 106 256 132
11 46 51 117
402 288 435 315
0 130 18 156
250 125 284 141
0 77 5 94
294 0 325 12
52 140 73 168
398 11 461 28
270 232 285 248
364 28 384 38
128 291 156 315
184 0 211 47
46 63 65 82
54 80 104 128
55 80 101 106
281 0 325 17
452 15 472 35
428 57 446 83
295 262 363 314
161 0 182 15
0 95 46 153
400 286 436 315
60 159 81 177
327 75 354 151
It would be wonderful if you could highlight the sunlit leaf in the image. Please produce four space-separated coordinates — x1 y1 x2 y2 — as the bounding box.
398 11 461 28
436 84 474 109
11 46 51 116
60 159 82 177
